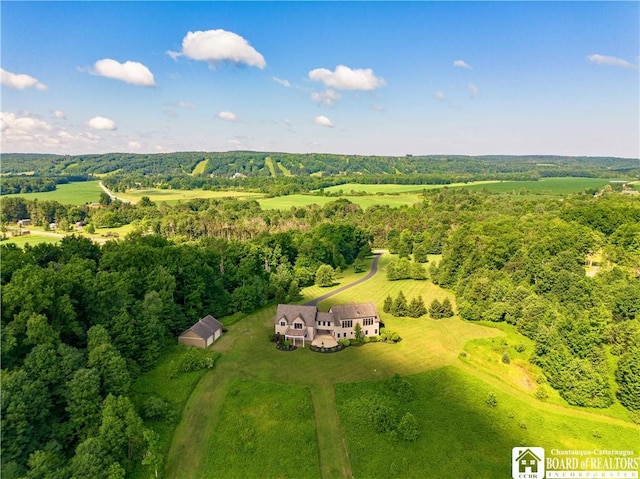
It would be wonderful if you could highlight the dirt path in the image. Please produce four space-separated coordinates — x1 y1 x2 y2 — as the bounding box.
311 385 353 479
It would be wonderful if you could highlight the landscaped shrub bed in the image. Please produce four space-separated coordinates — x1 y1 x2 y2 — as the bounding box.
309 344 345 353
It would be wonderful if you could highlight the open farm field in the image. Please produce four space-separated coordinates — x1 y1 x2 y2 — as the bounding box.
115 188 264 204
457 177 618 194
1 180 102 204
1 234 61 247
320 180 499 194
258 193 423 210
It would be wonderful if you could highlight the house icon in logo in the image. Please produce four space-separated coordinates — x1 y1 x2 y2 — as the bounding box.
512 446 545 479
517 448 541 474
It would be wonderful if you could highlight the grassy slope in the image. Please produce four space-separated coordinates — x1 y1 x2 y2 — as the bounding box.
191 159 209 175
115 189 264 204
277 162 293 176
257 194 423 211
264 157 277 177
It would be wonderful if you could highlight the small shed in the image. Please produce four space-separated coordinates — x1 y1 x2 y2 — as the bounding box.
178 315 223 349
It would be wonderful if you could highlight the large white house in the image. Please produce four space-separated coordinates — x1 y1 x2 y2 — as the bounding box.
274 303 380 347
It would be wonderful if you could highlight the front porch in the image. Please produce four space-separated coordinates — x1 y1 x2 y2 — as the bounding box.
285 327 308 347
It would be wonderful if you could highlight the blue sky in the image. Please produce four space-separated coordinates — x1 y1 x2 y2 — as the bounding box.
1 1 638 157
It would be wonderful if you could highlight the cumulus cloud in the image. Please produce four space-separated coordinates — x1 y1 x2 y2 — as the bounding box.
453 60 473 69
168 29 266 69
87 116 117 130
91 59 156 86
217 111 237 122
53 110 66 120
587 54 634 68
128 140 141 149
311 89 341 106
1 111 53 137
309 65 386 91
273 76 291 87
435 91 445 100
468 83 479 97
1 68 47 90
313 115 334 128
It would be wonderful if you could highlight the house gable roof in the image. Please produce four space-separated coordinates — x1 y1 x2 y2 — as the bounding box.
180 315 223 340
329 302 378 321
275 304 317 325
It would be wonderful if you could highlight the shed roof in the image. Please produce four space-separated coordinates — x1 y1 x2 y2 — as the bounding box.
180 315 223 340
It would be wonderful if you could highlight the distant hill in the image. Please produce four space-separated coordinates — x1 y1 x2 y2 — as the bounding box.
1 151 638 179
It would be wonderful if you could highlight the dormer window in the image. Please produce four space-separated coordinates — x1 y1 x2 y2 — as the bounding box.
280 321 286 327
294 323 303 329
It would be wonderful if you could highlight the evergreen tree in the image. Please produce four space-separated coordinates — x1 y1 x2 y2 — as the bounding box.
429 299 444 319
441 298 454 317
383 295 393 313
408 296 427 318
392 291 409 317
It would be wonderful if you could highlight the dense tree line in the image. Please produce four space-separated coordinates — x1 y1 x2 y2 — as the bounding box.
2 152 637 180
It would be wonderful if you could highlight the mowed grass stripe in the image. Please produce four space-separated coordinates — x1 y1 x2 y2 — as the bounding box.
191 158 208 175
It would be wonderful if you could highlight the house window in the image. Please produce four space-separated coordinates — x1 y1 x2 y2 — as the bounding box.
280 321 286 326
375 329 378 334
342 320 353 328
365 330 368 336
364 318 374 326
337 333 340 338
294 323 303 329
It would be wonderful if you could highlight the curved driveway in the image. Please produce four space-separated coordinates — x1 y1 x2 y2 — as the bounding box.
304 252 383 307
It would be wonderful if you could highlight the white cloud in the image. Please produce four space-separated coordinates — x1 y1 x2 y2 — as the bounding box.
1 111 53 137
128 140 141 149
313 115 334 128
435 91 445 100
53 110 66 120
371 104 385 112
309 65 386 91
587 54 634 68
91 58 156 86
468 83 479 97
168 29 266 69
1 68 47 90
311 89 341 106
87 116 117 130
217 111 237 122
177 101 197 109
273 76 291 87
453 60 473 69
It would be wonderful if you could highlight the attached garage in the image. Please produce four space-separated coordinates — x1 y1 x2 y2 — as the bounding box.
178 315 223 349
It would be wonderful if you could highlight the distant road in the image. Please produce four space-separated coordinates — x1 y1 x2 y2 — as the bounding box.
98 181 131 204
304 252 384 307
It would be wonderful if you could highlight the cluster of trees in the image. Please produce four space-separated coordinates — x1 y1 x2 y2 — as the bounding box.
386 258 427 281
434 193 640 409
428 298 454 319
383 292 427 318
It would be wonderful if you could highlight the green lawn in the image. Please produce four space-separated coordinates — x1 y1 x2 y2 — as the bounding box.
1 234 61 247
2 180 102 204
264 156 277 177
455 177 618 195
320 181 499 194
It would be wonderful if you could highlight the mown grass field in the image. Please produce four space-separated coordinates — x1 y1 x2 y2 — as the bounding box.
2 180 103 204
458 177 618 194
1 234 61 247
257 193 423 211
160 252 638 479
191 159 209 175
115 188 264 204
320 180 499 194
